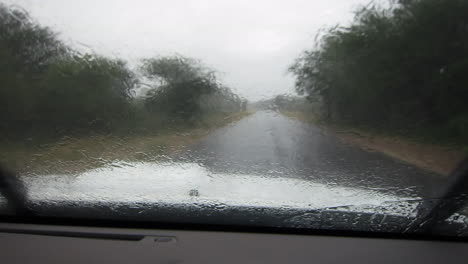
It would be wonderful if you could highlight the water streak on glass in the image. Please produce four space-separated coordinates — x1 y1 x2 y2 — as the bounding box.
0 0 467 236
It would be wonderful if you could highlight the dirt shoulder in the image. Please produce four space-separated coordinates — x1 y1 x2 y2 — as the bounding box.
281 111 466 176
1 111 252 175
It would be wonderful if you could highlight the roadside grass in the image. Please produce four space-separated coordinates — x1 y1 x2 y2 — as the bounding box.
0 111 252 175
280 110 321 124
281 110 466 176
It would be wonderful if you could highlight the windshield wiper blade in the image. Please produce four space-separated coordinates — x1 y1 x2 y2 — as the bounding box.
409 158 468 233
0 164 34 216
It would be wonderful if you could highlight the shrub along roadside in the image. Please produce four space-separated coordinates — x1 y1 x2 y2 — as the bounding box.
0 4 246 142
0 111 252 175
289 0 468 146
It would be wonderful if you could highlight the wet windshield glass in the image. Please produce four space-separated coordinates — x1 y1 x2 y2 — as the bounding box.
1 0 468 237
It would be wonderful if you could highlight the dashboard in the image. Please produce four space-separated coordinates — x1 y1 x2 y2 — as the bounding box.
1 222 467 264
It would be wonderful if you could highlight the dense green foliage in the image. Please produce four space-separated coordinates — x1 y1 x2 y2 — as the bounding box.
289 0 468 143
251 95 315 113
273 94 317 113
36 55 137 133
0 5 64 135
0 4 244 139
142 56 243 122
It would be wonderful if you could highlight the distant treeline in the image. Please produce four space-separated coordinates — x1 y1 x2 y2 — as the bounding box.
0 4 246 139
289 0 468 144
251 94 316 113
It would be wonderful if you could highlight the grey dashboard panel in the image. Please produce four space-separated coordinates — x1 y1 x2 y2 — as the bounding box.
0 223 466 264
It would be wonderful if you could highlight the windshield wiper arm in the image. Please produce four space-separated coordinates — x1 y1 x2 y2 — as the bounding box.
409 158 468 233
0 164 34 216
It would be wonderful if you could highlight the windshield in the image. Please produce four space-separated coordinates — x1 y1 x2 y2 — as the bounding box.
1 0 468 238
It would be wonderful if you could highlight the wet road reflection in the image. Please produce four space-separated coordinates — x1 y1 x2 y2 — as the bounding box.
24 161 410 211
179 111 441 198
0 111 446 226
9 111 443 216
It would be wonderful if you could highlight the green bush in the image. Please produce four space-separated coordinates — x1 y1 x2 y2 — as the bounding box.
0 4 243 140
289 0 468 144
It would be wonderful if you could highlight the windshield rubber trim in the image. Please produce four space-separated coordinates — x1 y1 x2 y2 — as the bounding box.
1 215 467 243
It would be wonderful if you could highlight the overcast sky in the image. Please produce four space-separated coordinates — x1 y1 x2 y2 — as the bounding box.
5 0 370 100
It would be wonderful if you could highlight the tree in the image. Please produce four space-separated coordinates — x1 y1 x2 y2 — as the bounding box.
0 4 66 136
289 0 468 143
0 4 138 137
141 55 220 121
0 3 242 139
36 54 137 133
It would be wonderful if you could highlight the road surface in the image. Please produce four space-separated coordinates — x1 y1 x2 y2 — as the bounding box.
2 110 457 234
179 110 441 198
15 110 444 207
